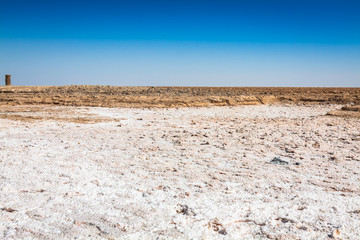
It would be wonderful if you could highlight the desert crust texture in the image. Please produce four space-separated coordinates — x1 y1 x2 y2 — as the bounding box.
0 87 360 239
0 86 360 239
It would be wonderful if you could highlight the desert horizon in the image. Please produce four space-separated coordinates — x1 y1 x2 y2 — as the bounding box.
1 0 360 239
1 85 360 107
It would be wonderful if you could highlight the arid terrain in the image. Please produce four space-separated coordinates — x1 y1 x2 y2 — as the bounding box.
0 87 360 239
1 86 360 108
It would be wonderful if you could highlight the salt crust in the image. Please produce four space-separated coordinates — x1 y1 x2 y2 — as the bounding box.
0 105 359 239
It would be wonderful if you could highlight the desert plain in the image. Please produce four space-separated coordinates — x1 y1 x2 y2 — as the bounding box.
0 86 360 239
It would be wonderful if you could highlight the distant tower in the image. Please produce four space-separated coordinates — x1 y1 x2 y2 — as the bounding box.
5 74 11 86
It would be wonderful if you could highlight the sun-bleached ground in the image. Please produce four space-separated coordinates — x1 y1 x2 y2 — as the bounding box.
0 105 359 239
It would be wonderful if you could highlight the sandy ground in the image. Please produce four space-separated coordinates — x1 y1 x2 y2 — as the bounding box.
0 104 360 239
1 86 360 107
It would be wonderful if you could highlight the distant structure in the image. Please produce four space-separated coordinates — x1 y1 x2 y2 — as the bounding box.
5 74 11 86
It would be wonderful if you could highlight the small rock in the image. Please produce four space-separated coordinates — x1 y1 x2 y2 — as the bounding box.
297 225 308 231
162 186 170 191
330 228 341 239
208 218 227 235
218 228 227 235
269 157 289 165
312 142 320 149
155 185 170 191
175 204 196 216
1 207 16 213
285 148 295 154
349 209 360 214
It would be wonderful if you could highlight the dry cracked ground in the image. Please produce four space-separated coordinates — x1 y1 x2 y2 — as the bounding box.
0 104 360 239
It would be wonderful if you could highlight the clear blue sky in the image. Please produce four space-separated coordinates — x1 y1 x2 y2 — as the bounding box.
0 0 359 86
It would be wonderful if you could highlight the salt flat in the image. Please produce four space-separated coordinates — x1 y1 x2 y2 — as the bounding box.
0 105 359 239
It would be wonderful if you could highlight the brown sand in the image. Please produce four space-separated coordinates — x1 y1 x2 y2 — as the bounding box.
1 86 359 108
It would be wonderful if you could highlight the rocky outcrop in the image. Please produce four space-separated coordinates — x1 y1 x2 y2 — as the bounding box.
327 105 360 118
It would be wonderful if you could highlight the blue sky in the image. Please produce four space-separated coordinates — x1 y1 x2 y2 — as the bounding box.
0 0 359 86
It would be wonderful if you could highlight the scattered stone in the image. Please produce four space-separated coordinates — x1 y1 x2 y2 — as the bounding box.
349 209 360 214
208 218 227 235
330 228 341 239
218 228 227 235
285 148 295 154
178 192 191 198
294 162 301 166
175 204 196 216
1 207 16 213
173 140 182 146
312 142 320 148
155 185 170 191
269 157 289 165
275 217 296 224
297 225 308 231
